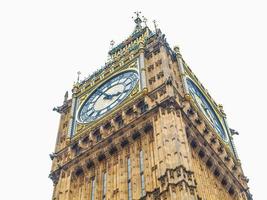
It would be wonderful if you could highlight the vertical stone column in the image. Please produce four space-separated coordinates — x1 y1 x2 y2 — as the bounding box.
143 133 154 192
112 155 119 200
52 179 60 200
78 176 85 200
154 103 197 200
161 46 176 98
118 149 126 200
154 108 168 177
148 129 158 190
95 165 100 200
66 171 74 200
138 41 147 91
167 106 180 170
174 46 189 96
68 85 79 138
176 109 193 170
134 140 144 199
161 46 171 80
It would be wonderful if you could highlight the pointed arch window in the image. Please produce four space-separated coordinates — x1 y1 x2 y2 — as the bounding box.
139 150 146 197
102 172 107 200
127 157 132 200
91 177 96 200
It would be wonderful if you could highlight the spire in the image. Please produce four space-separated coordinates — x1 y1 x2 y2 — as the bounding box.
153 20 157 31
64 91 68 104
132 11 143 33
174 45 183 59
142 16 147 27
76 71 81 83
109 12 148 56
110 40 115 50
153 19 161 35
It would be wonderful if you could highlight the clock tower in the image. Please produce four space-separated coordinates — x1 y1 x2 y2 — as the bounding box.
50 14 252 200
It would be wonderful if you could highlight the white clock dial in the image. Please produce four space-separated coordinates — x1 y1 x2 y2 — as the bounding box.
78 70 139 123
187 78 227 141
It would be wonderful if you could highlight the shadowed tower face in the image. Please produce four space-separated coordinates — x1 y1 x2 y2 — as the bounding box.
50 13 252 200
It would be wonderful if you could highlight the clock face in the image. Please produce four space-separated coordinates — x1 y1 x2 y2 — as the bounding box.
78 70 139 123
186 78 227 140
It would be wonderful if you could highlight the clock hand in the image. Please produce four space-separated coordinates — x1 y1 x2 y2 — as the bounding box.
103 95 113 100
105 91 122 99
96 89 112 99
111 91 122 97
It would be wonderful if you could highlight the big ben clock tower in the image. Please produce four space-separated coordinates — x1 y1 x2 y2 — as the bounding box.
50 13 252 200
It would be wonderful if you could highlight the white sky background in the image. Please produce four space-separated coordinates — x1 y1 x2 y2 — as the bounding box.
0 0 266 199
